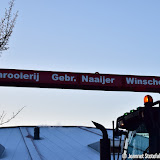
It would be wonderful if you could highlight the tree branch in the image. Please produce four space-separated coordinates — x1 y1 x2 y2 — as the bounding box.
0 107 25 125
0 0 18 53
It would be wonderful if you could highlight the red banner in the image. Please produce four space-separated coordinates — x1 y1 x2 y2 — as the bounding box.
0 69 160 93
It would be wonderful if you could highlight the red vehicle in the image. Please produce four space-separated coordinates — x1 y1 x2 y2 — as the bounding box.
0 69 160 159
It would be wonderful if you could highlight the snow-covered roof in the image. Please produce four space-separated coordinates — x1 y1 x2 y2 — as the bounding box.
0 126 123 160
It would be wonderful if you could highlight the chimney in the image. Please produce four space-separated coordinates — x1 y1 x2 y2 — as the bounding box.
34 127 40 140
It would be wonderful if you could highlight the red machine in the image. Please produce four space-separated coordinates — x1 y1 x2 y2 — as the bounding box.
1 68 160 93
1 69 160 159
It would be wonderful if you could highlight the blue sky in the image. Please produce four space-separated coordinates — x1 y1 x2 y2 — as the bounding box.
0 0 160 127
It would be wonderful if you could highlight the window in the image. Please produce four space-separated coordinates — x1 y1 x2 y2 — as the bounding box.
123 123 149 159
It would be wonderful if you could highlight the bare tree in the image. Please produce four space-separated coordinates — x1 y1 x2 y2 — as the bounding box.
0 1 24 125
0 0 18 53
0 107 25 125
0 1 23 125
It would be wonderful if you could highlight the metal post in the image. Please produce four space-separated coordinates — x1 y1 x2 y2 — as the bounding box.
112 121 115 160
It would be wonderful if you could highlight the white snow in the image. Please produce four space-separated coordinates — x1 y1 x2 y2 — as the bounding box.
0 126 123 160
